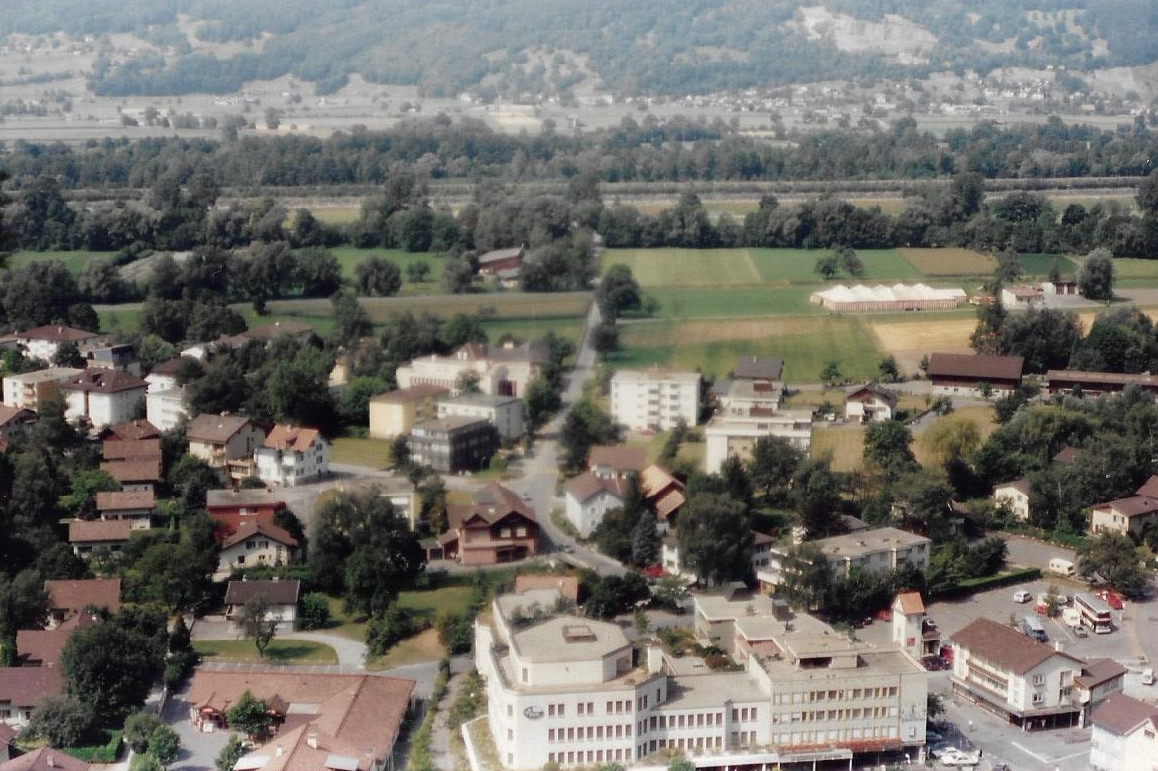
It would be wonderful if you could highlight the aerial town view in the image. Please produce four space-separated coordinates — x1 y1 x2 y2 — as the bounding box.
4 2 1158 771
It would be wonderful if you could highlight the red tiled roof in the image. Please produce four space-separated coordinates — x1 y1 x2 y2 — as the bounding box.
0 667 65 711
15 325 99 343
1052 446 1083 465
95 490 155 511
187 413 258 444
264 424 322 453
894 591 925 615
0 747 89 771
1091 692 1158 736
926 353 1024 381
0 403 35 429
1136 475 1158 498
45 578 121 614
68 518 132 544
100 458 162 483
60 368 147 394
221 519 298 549
589 445 647 474
447 483 537 529
101 438 162 461
100 419 160 441
952 617 1081 675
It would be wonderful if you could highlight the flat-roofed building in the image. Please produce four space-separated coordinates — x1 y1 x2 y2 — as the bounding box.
2 367 83 411
611 369 701 432
437 392 525 441
704 410 813 474
410 415 499 474
368 383 449 439
759 527 931 588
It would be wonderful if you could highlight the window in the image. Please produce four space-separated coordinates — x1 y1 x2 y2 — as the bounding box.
1032 674 1045 685
578 703 585 715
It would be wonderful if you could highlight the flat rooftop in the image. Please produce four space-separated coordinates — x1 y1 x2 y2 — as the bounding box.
659 671 769 710
758 646 924 680
694 592 778 621
511 615 630 664
816 527 930 559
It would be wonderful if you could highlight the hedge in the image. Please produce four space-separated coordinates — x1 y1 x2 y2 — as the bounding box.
937 568 1042 599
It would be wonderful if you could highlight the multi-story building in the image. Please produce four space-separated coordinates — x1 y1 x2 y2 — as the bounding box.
94 490 155 529
254 424 329 487
368 383 449 439
410 416 499 474
396 342 544 398
186 413 265 482
703 410 813 474
68 519 132 559
60 368 148 428
215 520 298 579
2 367 83 411
444 483 538 565
993 478 1032 521
611 369 701 432
143 357 189 431
759 527 932 588
950 617 1120 730
475 584 927 771
1089 476 1158 537
1090 692 1158 771
4 325 102 362
437 392 525 441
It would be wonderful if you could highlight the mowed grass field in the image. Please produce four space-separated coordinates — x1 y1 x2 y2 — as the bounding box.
896 248 995 276
7 250 113 274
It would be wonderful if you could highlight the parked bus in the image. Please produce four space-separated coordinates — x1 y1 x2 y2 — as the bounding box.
1073 592 1113 634
1021 615 1048 642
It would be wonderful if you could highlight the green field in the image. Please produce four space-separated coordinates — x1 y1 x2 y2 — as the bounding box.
331 435 394 468
749 248 922 283
1109 258 1158 279
327 246 446 288
1019 253 1075 276
603 248 761 287
193 638 338 664
7 250 114 274
647 286 818 319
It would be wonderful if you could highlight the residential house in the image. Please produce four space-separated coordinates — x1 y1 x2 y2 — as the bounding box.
443 483 538 565
188 671 414 771
639 464 686 526
1090 692 1158 771
68 519 132 559
80 341 137 374
99 458 162 492
0 746 89 771
564 447 684 536
216 520 298 579
395 341 545 398
993 478 1032 521
891 592 940 660
186 413 265 482
589 445 647 478
94 490 154 529
224 579 300 632
144 357 189 431
437 392 525 441
102 438 162 463
845 383 898 423
44 578 121 626
1090 477 1158 537
926 353 1024 396
0 668 65 730
331 478 420 529
97 419 159 442
410 416 499 474
703 410 813 474
477 245 525 285
1046 369 1158 397
1076 659 1128 724
758 527 931 589
662 531 771 582
206 488 287 538
950 617 1109 729
2 367 83 411
368 384 448 439
714 379 784 417
1001 284 1045 308
0 404 36 445
229 320 314 347
60 368 148 428
1053 445 1084 465
610 368 701 431
3 325 102 362
732 355 784 385
563 473 628 538
255 424 330 487
1042 279 1080 296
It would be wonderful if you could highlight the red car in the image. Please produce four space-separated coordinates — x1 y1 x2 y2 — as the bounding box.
1097 589 1125 610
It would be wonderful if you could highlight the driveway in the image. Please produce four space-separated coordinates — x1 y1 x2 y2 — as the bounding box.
164 683 231 771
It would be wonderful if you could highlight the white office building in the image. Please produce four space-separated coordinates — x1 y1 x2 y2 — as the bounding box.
610 369 701 432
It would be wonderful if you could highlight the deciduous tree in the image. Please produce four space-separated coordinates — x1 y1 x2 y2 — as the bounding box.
238 594 281 660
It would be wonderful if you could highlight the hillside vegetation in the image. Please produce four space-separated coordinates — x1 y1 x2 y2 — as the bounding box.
3 0 1157 97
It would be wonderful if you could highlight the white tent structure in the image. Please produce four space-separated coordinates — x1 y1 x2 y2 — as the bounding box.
810 283 966 312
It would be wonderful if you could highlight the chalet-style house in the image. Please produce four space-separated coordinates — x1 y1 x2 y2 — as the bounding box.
2 325 102 362
926 353 1024 396
844 383 898 423
0 404 36 445
60 368 148 428
100 458 162 492
443 483 539 565
224 579 300 632
97 418 159 442
186 413 265 482
94 490 155 529
564 446 685 536
206 488 287 537
215 520 298 579
255 424 330 487
44 578 121 626
992 478 1032 521
68 519 132 559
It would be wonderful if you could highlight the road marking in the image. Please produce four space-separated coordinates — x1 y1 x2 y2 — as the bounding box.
1010 741 1049 763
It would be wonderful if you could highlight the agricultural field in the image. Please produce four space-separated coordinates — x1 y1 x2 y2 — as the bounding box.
1019 253 1075 276
896 248 995 276
749 248 922 283
327 246 446 288
810 424 866 473
7 250 114 274
869 316 978 374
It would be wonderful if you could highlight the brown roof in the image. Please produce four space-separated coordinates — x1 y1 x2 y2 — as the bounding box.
224 579 301 606
100 419 160 441
100 458 162 483
45 578 121 614
1091 692 1158 736
733 355 784 381
514 574 580 601
0 667 65 711
1076 658 1128 689
16 624 73 667
952 617 1081 675
68 518 132 544
15 325 99 343
1052 446 1083 465
0 747 89 771
846 382 899 407
221 520 298 549
448 483 537 529
640 464 686 520
59 368 147 394
926 353 1024 382
564 472 626 504
264 424 323 453
995 477 1031 496
894 591 925 615
1092 495 1158 519
101 438 162 461
0 403 35 429
1136 475 1158 498
1045 369 1158 389
589 445 647 474
187 413 259 444
148 356 186 376
95 490 155 512
369 384 450 404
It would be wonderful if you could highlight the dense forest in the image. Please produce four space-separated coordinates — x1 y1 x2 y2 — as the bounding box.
3 0 1157 97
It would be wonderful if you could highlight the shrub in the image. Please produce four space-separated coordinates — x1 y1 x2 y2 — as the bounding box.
298 592 332 630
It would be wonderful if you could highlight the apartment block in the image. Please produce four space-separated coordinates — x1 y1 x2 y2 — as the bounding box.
610 369 701 432
437 392 525 441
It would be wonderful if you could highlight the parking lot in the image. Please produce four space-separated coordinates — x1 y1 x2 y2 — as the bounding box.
856 575 1154 770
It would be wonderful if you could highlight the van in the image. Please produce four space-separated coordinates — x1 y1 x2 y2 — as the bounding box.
1062 607 1082 628
1049 557 1076 576
1022 615 1048 642
1144 668 1155 686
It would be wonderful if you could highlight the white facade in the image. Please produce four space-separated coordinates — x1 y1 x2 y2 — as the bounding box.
64 387 145 428
146 387 188 431
215 532 294 579
437 393 525 441
759 527 932 588
564 486 623 538
255 436 330 487
2 367 83 410
1090 695 1158 771
610 369 701 432
396 345 539 398
993 479 1031 521
704 411 813 474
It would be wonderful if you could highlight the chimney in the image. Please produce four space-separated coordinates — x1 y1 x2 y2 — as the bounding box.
307 731 318 750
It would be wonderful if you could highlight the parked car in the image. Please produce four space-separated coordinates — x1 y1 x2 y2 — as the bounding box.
1098 589 1125 610
930 746 960 759
1013 589 1031 603
941 748 982 766
1143 668 1155 686
1073 625 1088 638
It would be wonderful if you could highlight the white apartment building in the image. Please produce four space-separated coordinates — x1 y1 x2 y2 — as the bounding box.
437 392 525 441
758 527 931 588
144 357 188 431
396 342 542 399
477 586 927 771
60 369 149 428
1090 693 1158 771
3 367 83 410
703 411 813 474
610 369 701 432
6 325 102 362
254 424 330 487
951 617 1107 730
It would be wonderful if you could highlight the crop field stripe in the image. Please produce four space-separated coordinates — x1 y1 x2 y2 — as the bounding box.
602 248 761 287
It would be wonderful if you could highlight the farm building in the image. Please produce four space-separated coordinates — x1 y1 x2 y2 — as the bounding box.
926 353 1024 396
810 283 966 312
1045 370 1158 397
1001 284 1044 308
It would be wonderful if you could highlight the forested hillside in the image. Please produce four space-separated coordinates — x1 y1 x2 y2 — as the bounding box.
3 0 1157 97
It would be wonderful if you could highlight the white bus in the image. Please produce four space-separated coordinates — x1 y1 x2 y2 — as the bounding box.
1073 592 1113 634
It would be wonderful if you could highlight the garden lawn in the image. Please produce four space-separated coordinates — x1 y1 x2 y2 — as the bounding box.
7 250 114 274
97 307 143 334
616 316 883 381
810 424 866 472
193 638 338 665
366 627 447 669
602 248 760 287
330 435 394 468
748 248 922 283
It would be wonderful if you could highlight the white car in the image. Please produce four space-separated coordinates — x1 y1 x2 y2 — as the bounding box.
1013 589 1031 603
941 749 982 766
930 746 960 759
